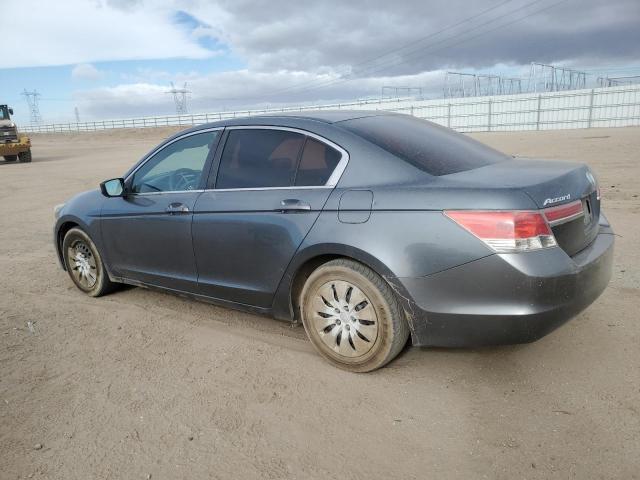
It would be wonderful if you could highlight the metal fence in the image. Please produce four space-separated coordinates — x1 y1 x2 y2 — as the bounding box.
24 85 640 134
23 97 414 134
403 85 640 132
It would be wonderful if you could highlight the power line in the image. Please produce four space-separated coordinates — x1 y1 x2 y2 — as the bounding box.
302 0 548 92
260 0 568 100
201 0 523 102
252 0 518 99
238 0 565 102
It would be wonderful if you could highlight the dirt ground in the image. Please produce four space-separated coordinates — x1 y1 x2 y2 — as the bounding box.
1 126 638 479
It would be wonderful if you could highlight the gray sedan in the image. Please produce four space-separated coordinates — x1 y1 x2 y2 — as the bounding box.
53 111 614 371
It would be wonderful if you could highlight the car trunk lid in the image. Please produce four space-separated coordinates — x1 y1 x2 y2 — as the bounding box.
445 158 600 256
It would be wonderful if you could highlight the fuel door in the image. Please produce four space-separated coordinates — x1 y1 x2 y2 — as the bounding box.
338 189 374 224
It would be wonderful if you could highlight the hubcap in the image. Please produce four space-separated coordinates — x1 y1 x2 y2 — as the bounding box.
67 241 98 289
311 280 379 358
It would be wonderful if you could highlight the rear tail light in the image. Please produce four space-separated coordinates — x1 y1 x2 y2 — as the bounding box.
543 200 583 226
444 210 557 253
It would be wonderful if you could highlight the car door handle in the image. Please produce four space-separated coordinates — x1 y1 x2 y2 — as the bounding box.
280 199 311 212
166 202 190 214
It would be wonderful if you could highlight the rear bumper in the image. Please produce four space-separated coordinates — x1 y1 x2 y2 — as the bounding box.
398 223 614 347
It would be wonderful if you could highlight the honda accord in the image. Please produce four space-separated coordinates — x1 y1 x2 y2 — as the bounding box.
53 111 614 371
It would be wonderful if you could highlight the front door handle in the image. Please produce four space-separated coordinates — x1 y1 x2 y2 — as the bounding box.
166 202 190 214
280 198 311 212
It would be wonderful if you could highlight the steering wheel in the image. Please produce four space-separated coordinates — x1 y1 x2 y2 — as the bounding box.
169 168 198 191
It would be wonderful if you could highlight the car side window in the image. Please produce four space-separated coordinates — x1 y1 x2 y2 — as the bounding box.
131 131 219 193
294 138 342 186
216 129 305 189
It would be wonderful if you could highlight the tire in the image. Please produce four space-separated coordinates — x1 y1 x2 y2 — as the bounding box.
300 259 409 372
3 155 17 162
18 150 32 163
62 228 116 297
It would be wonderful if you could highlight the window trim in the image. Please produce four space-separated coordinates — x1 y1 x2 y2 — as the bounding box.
207 125 349 192
124 127 224 196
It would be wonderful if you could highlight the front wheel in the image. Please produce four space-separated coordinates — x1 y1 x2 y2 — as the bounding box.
18 150 32 163
62 228 116 297
300 259 409 372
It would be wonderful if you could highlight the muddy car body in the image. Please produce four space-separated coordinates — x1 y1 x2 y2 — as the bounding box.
53 111 614 371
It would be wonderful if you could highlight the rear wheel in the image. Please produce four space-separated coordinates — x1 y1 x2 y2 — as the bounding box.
3 155 17 162
62 228 116 297
18 150 32 163
300 259 409 372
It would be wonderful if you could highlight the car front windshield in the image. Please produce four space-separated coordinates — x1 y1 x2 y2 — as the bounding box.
0 108 8 121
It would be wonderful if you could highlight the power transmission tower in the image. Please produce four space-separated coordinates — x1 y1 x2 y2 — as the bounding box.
167 82 190 115
21 89 43 124
527 63 587 93
597 76 640 88
500 77 523 95
381 86 423 99
74 106 80 123
476 74 500 96
444 72 478 98
444 72 523 98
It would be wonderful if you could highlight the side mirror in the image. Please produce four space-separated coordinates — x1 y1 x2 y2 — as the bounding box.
100 178 125 197
8 108 13 115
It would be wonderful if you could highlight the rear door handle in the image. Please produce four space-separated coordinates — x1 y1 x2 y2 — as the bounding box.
166 202 190 214
280 199 311 212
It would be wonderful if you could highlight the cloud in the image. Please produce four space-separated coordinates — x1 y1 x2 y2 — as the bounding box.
5 0 639 122
74 83 169 118
5 0 639 73
73 69 446 120
187 0 640 74
71 64 104 81
0 0 215 69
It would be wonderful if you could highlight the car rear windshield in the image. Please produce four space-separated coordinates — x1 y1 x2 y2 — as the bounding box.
340 115 510 176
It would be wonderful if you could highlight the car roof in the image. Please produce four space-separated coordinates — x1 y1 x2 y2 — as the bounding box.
251 110 386 124
181 110 389 134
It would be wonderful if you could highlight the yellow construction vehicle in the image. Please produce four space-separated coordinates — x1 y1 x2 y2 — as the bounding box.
0 105 32 163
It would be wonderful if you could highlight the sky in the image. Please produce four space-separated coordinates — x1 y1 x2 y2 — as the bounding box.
1 0 639 125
